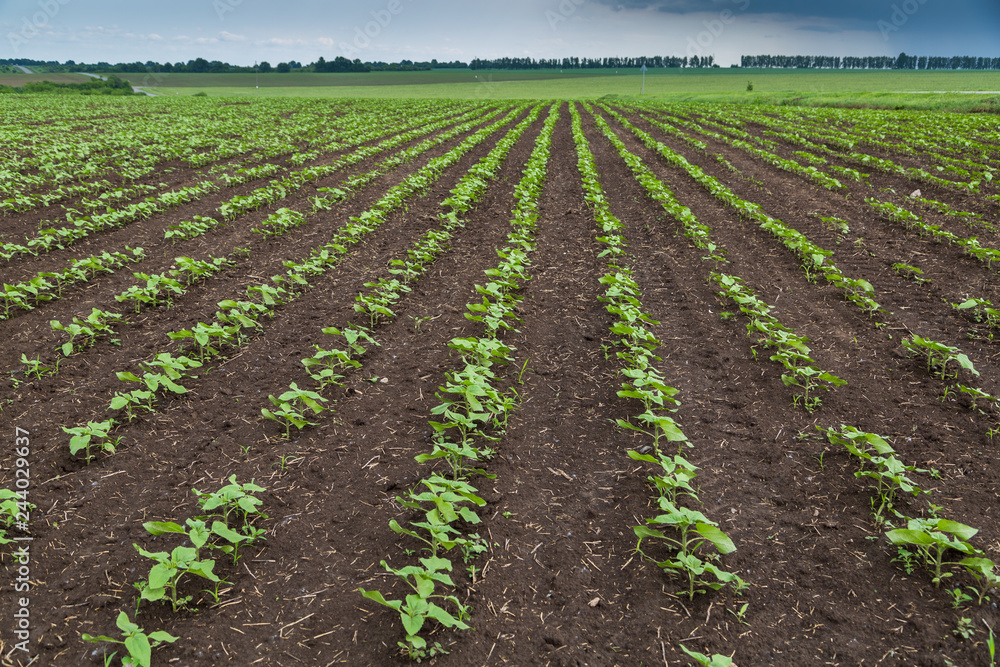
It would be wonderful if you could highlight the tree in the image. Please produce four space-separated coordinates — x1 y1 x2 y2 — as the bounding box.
258 61 272 73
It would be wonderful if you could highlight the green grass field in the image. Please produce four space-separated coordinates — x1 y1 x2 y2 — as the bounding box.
106 69 1000 111
0 73 92 86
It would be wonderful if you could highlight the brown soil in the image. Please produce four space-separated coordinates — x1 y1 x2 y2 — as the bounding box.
1 101 999 667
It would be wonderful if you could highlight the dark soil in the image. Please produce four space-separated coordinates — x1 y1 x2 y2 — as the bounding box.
1 100 999 667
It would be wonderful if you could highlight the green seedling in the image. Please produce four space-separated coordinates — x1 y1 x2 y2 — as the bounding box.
168 322 238 362
50 319 94 356
415 435 496 481
109 389 156 422
0 489 30 545
360 557 470 661
391 475 486 558
62 420 118 464
20 353 58 379
955 617 976 640
959 557 1000 605
301 346 360 389
728 602 750 626
902 335 979 381
135 520 222 611
171 255 233 285
887 517 983 586
115 272 185 313
950 586 974 609
192 475 267 540
892 263 930 284
628 449 699 505
679 645 734 667
261 383 328 438
82 611 178 667
634 498 745 600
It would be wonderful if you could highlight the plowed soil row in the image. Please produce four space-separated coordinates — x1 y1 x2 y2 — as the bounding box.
0 101 998 667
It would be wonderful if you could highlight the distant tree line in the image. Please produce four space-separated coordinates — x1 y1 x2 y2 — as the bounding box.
0 75 135 96
740 53 1000 70
470 55 715 70
0 57 469 74
3 55 721 74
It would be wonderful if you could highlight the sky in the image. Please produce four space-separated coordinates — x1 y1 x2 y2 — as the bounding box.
2 0 999 67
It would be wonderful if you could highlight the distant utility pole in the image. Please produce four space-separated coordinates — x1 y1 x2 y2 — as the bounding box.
641 64 647 94
254 61 259 89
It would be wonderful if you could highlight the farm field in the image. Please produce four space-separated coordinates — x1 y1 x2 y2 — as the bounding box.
0 73 92 87
120 69 1000 111
1 95 1000 666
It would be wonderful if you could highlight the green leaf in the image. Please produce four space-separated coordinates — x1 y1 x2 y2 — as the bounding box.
695 523 737 554
426 601 470 629
147 563 174 590
143 521 185 536
936 519 979 541
123 632 152 667
886 529 934 546
359 588 402 611
146 630 178 646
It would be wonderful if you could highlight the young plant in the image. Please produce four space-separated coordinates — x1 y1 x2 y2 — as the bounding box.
81 611 178 667
360 556 470 661
301 347 360 390
168 322 238 362
679 645 734 667
390 475 486 558
959 557 1000 605
887 517 983 587
62 420 119 464
109 389 156 422
0 489 28 545
822 425 932 523
192 475 268 544
892 263 930 284
902 335 979 381
261 383 328 438
50 319 95 356
628 449 699 505
20 353 58 379
634 498 745 600
135 520 222 611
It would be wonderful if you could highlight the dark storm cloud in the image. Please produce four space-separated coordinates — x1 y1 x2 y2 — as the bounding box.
594 0 1000 25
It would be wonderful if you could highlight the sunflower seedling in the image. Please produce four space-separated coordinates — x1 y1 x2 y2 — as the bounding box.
634 498 745 600
261 383 328 438
679 645 734 667
135 519 222 611
192 475 267 546
81 611 178 667
902 335 979 381
63 420 119 464
887 517 983 587
360 557 470 661
391 475 485 558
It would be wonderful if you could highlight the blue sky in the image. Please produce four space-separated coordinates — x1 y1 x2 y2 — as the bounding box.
2 0 998 66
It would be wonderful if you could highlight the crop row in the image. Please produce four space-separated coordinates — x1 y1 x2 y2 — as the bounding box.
601 106 883 317
60 107 529 461
6 106 509 384
573 102 740 666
